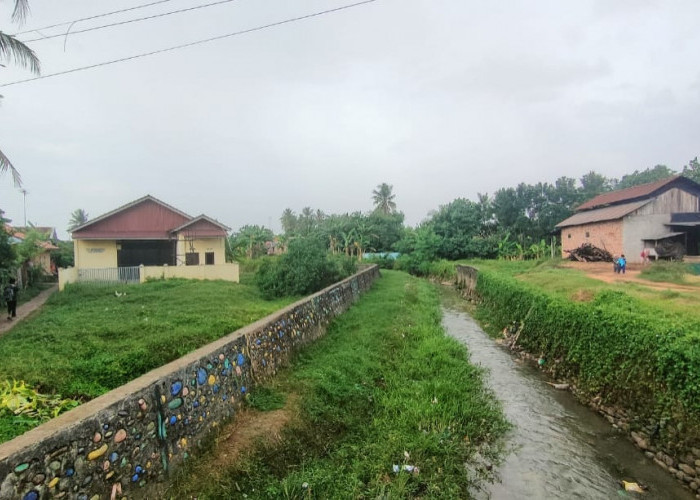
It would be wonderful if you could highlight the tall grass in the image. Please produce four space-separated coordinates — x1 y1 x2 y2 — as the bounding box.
639 261 691 284
0 278 295 442
171 271 508 499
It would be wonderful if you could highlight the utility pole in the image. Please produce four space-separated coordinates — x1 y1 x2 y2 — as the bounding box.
19 188 28 226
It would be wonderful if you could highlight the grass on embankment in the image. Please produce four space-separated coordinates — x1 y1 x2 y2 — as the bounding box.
0 277 295 443
470 266 700 446
171 271 508 499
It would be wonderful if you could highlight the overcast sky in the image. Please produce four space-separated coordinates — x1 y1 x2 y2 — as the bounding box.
2 0 700 239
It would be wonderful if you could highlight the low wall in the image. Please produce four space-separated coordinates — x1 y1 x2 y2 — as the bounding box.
0 266 380 500
57 267 77 292
58 263 240 291
455 265 478 300
140 263 239 283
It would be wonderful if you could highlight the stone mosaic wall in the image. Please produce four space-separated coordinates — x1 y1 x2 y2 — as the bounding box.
0 265 379 500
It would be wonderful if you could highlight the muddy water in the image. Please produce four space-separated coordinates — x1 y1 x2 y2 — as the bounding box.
441 295 694 500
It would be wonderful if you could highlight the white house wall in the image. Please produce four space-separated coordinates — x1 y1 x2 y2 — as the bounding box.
622 213 671 263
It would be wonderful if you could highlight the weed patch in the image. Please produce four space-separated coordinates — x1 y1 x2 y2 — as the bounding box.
639 261 691 284
171 271 508 499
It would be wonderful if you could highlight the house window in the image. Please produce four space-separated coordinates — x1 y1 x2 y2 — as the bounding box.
205 252 215 265
567 233 571 239
585 231 590 238
186 252 199 265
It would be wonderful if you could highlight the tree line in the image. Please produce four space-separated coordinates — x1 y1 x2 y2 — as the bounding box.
227 159 699 267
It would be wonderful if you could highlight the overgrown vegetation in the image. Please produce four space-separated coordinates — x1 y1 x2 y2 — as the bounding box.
256 238 356 299
639 261 693 284
471 265 700 446
0 381 78 442
246 387 286 412
172 271 508 499
0 277 295 443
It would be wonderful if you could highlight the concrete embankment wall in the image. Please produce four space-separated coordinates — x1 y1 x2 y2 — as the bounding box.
0 265 380 500
456 265 700 495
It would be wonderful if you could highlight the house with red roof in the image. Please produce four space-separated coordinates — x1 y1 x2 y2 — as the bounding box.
7 226 59 274
556 176 700 263
63 195 237 288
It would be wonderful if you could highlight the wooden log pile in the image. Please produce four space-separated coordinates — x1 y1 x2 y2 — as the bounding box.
565 243 613 262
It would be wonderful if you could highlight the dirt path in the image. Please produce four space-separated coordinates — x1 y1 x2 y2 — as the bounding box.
0 284 57 337
561 261 700 292
207 394 298 473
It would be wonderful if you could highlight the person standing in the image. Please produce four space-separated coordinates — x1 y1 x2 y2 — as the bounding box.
618 254 627 274
3 278 18 321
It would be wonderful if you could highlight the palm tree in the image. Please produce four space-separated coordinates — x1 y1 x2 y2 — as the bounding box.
1 0 41 187
372 183 396 215
68 208 89 231
280 208 297 235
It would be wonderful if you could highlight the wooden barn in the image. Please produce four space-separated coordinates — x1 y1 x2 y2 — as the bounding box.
556 175 700 263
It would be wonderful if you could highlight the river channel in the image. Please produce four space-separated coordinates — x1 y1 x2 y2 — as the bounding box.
440 292 694 500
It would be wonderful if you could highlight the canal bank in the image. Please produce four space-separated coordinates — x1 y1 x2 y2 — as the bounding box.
440 286 694 499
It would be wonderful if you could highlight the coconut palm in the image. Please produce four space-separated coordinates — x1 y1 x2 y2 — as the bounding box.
372 183 396 215
1 0 41 187
68 208 89 231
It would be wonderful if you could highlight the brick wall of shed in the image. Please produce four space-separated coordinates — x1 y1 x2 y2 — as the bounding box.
561 220 623 259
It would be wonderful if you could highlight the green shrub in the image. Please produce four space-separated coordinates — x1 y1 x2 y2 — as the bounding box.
256 239 356 299
474 269 700 441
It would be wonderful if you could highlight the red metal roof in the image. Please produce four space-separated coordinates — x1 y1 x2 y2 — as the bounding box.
72 196 192 240
576 175 683 211
171 215 231 236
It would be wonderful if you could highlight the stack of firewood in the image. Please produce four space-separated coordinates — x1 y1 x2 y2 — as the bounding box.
565 243 613 262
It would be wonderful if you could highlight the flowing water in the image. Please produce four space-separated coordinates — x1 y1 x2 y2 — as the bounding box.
440 292 694 500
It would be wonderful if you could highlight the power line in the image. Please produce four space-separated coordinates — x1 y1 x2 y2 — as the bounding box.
0 0 377 89
21 0 240 44
12 0 178 36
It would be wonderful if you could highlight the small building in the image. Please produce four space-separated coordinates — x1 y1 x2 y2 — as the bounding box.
61 195 238 289
556 176 700 263
8 226 59 275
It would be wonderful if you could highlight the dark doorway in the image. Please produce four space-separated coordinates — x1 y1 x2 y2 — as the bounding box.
117 240 176 267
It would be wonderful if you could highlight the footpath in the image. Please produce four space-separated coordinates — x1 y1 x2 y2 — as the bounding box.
0 284 57 337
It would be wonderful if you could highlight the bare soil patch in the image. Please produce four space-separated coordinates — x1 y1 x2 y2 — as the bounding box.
208 394 298 472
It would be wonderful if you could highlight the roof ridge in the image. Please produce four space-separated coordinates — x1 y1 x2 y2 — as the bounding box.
70 195 193 233
576 175 684 211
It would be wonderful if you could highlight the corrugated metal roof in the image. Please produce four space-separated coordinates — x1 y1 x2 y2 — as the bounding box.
71 195 192 233
643 231 685 240
556 200 650 228
171 215 231 233
576 175 682 211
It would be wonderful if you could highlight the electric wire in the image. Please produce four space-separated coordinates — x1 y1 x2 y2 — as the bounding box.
12 0 178 36
0 0 376 89
20 0 239 44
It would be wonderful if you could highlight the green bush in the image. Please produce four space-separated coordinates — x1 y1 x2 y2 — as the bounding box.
256 239 357 299
474 269 700 442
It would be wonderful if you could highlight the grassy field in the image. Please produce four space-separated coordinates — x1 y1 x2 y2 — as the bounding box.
0 277 295 442
454 259 700 321
170 271 508 499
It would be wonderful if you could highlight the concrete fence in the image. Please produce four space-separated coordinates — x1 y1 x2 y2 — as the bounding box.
455 265 479 299
58 263 240 291
0 265 380 500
